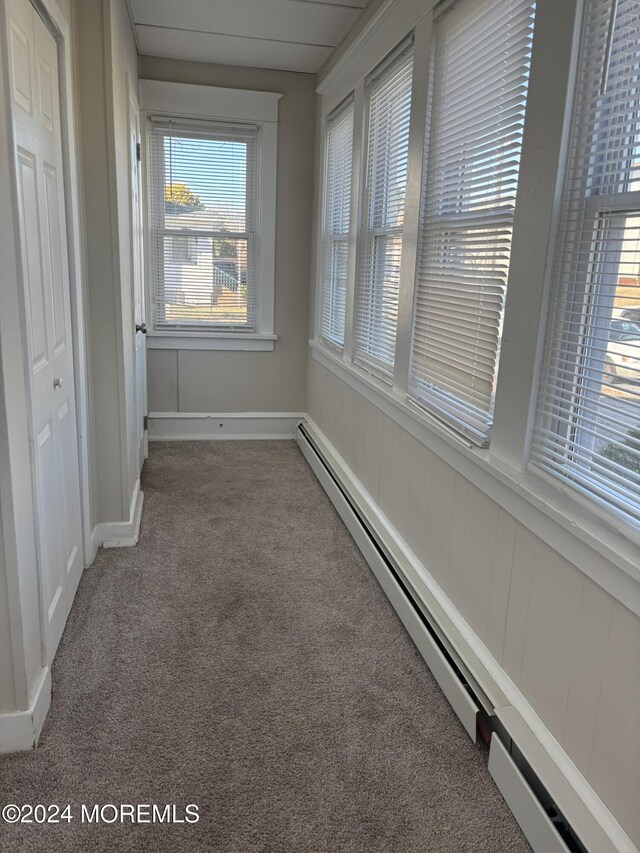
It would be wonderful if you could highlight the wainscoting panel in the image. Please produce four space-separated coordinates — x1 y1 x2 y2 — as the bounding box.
307 357 639 850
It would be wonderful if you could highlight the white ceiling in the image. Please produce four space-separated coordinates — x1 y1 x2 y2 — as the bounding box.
127 0 369 74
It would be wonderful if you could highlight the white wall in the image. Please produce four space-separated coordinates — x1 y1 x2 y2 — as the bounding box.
139 56 315 415
306 0 640 846
307 359 640 845
106 0 140 511
73 0 140 524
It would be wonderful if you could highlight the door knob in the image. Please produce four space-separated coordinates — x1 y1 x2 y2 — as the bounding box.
53 377 63 389
136 322 147 334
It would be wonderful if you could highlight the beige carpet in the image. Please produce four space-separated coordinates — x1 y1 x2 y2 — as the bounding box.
0 440 530 852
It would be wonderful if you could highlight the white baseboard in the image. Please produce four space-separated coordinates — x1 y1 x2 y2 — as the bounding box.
297 418 636 853
148 412 304 441
0 667 51 753
489 733 570 853
93 479 144 549
86 528 100 565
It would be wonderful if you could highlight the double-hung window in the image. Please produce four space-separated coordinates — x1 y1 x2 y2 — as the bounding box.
408 0 536 445
354 43 414 377
532 0 640 532
320 98 354 350
148 120 257 332
141 80 280 349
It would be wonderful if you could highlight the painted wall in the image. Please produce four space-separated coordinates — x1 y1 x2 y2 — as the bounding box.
139 56 315 415
306 0 640 845
106 0 140 511
0 517 16 713
307 359 640 844
56 0 71 20
73 0 140 523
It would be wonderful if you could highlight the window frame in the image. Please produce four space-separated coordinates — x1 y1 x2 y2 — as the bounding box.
529 0 640 538
312 0 640 587
140 80 281 351
148 119 257 334
406 0 537 448
319 96 355 352
352 38 415 381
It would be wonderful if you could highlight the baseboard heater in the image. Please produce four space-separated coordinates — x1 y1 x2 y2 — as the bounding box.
297 421 588 853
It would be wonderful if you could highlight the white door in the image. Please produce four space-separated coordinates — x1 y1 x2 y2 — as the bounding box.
7 0 83 663
128 76 148 470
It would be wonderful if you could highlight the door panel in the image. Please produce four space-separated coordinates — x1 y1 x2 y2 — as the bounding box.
8 0 84 664
35 47 54 133
16 149 49 372
35 419 65 653
8 11 32 113
43 163 67 353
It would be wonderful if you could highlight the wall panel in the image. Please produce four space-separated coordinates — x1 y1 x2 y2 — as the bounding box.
520 544 584 741
458 486 499 641
485 509 517 663
502 523 537 685
139 55 315 415
588 602 640 845
307 357 640 844
423 454 456 591
562 577 614 777
147 348 178 412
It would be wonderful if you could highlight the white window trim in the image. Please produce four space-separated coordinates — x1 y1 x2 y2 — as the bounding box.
311 338 640 613
147 334 277 352
140 80 282 351
311 0 640 611
317 95 353 352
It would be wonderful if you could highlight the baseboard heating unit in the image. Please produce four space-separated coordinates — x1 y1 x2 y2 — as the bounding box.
297 420 599 853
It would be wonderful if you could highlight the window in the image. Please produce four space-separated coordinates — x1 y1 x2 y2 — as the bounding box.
532 0 640 531
167 235 197 264
354 43 413 377
149 121 257 331
141 81 280 349
408 0 536 446
320 98 354 350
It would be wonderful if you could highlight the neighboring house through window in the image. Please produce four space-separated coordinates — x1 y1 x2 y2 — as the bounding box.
140 81 281 351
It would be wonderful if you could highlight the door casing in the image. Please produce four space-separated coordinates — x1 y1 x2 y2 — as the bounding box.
127 72 148 472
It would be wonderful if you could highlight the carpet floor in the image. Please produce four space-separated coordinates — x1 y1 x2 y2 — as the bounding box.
0 440 530 852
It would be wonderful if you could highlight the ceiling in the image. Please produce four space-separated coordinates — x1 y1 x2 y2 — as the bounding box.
127 0 369 74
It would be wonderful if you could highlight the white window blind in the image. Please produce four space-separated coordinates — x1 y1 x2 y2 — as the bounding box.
532 0 640 531
354 43 414 376
148 120 257 331
320 99 354 349
408 0 536 446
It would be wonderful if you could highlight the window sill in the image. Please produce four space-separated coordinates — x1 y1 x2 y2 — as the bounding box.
147 333 277 352
310 339 640 615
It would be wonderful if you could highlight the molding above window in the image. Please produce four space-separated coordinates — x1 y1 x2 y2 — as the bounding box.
139 81 282 125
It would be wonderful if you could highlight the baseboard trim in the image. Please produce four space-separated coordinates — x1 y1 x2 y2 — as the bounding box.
94 479 144 549
489 733 570 853
0 667 51 753
87 526 100 564
148 412 304 441
297 418 636 853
